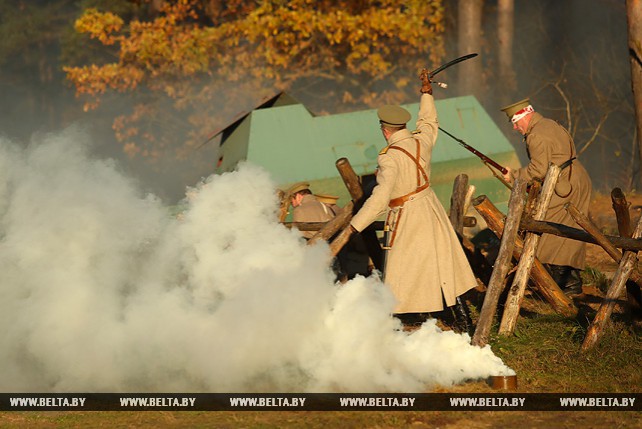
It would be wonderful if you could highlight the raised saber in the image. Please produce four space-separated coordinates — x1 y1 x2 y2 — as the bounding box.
425 53 478 88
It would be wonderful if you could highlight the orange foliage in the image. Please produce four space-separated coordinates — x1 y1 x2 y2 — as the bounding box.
64 0 445 160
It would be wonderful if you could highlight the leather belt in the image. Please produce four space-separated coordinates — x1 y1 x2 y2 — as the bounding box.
388 182 430 208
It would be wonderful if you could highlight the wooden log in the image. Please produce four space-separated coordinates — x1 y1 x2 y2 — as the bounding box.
285 221 326 231
519 219 642 251
309 157 363 247
449 174 469 236
448 174 477 254
610 188 642 317
565 203 642 287
523 181 542 220
329 224 355 256
463 184 476 217
611 188 632 239
336 157 364 201
471 177 527 347
307 201 354 245
581 214 642 351
499 164 562 335
473 195 577 317
463 216 477 228
319 157 382 263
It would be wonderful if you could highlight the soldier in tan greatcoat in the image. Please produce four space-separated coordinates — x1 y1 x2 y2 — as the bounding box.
346 71 477 331
501 98 593 296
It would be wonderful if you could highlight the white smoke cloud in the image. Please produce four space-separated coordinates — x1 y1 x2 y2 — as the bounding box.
0 128 513 393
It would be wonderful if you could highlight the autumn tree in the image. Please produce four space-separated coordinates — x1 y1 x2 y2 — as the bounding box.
64 0 446 162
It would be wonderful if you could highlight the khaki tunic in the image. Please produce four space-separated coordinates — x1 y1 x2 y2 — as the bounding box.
350 94 477 313
515 112 592 268
292 194 335 239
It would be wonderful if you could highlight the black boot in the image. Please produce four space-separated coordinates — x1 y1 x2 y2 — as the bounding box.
546 264 583 296
565 268 583 296
451 297 474 336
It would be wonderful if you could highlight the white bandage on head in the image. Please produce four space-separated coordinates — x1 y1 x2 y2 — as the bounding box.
510 105 534 124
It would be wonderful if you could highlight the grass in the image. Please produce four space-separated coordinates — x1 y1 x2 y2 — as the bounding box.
582 266 611 294
491 313 642 393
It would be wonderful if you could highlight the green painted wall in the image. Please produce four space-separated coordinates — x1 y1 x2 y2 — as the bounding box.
216 94 520 211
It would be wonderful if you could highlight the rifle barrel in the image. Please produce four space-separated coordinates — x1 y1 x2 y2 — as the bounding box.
438 127 508 175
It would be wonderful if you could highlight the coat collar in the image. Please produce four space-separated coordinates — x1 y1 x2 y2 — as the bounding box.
525 112 544 136
387 128 414 146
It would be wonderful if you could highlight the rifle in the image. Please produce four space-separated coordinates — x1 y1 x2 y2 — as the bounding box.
438 126 512 189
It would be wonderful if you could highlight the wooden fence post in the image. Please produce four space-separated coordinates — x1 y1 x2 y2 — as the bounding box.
473 196 577 316
471 177 527 347
308 157 363 247
499 164 561 335
321 157 368 257
611 188 633 239
581 213 642 351
449 174 469 236
565 202 642 288
449 173 478 254
307 202 354 246
610 188 642 319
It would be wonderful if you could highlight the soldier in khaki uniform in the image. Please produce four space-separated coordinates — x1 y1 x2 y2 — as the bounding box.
288 182 336 240
501 98 592 295
347 71 477 332
288 183 369 280
315 194 343 216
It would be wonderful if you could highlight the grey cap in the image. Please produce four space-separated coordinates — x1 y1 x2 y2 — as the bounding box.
377 105 411 126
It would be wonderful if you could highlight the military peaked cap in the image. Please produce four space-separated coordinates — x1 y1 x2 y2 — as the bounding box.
286 181 310 196
500 98 531 119
377 105 411 126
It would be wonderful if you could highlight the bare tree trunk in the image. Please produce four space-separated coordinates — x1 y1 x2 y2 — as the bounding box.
497 0 516 102
626 0 642 186
458 0 484 97
38 41 54 129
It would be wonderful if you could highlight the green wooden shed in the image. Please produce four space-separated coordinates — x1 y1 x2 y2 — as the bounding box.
214 92 520 211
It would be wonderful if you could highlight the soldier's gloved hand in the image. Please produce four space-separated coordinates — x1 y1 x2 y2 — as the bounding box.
419 68 433 94
502 167 513 184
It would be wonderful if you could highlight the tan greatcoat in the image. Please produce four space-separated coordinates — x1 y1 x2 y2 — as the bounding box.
515 112 593 269
350 94 477 314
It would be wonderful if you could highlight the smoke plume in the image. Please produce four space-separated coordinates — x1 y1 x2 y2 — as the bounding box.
0 128 513 393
